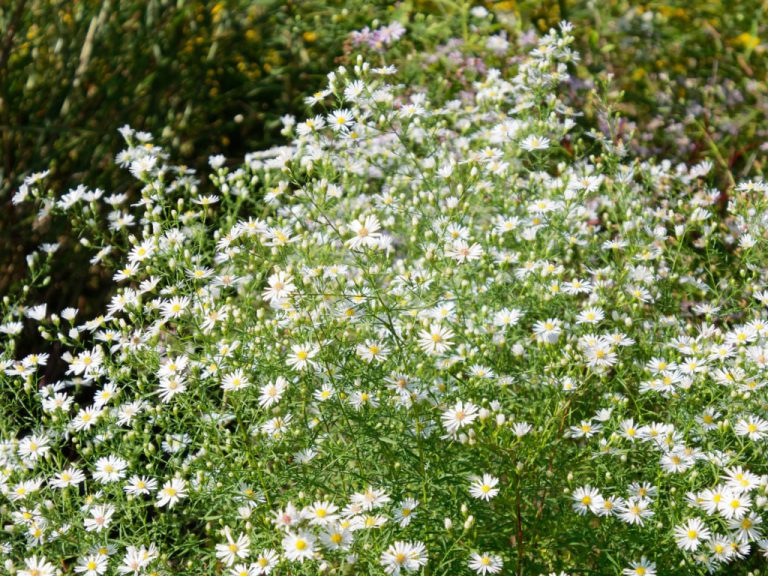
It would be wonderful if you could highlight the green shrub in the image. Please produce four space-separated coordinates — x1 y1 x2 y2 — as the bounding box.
5 17 768 575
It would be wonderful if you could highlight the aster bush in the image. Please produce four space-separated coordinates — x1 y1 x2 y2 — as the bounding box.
5 17 768 576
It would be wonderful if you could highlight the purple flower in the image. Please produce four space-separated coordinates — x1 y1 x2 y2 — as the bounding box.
349 21 406 51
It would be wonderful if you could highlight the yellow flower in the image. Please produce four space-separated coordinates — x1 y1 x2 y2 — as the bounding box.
735 32 760 51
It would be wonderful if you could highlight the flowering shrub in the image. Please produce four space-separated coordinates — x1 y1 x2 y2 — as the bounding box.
6 19 768 576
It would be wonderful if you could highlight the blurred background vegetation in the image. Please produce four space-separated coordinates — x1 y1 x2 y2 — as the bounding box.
2 0 767 327
1 0 403 311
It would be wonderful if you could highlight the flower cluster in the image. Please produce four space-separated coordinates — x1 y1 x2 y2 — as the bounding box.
4 18 768 576
349 21 406 51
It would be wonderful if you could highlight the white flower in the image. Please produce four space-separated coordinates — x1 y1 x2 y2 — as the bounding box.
417 324 455 355
327 109 354 132
117 544 158 574
252 549 279 574
617 497 653 526
512 422 532 437
347 215 382 249
222 369 251 392
356 339 390 363
441 401 479 434
493 308 523 328
156 478 188 508
723 466 760 492
314 384 335 402
10 479 42 501
263 271 296 303
50 467 86 489
729 513 763 542
302 501 339 526
719 491 751 520
209 154 226 169
74 554 108 576
229 564 256 576
468 552 503 575
622 557 656 576
128 240 155 264
344 80 367 102
123 475 157 496
262 414 292 438
282 531 316 563
469 474 500 501
576 307 604 325
395 498 419 527
19 556 56 576
380 541 428 575
216 527 251 567
572 485 603 515
92 456 129 484
287 343 319 371
259 376 288 408
272 503 300 530
446 240 483 263
158 375 187 402
520 135 551 151
18 434 50 462
533 318 562 344
674 517 711 551
84 504 115 532
25 304 47 321
349 390 378 410
129 155 157 178
161 296 190 320
320 525 353 551
708 535 734 562
350 486 391 511
297 115 326 136
735 416 768 440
